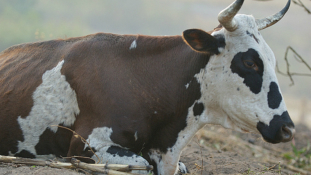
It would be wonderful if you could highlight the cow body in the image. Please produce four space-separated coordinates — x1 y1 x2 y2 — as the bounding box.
0 33 206 174
0 0 295 174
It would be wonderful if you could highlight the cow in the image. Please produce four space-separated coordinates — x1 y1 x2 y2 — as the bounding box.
0 0 295 174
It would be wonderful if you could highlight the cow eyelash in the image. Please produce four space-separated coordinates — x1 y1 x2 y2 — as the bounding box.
243 60 259 71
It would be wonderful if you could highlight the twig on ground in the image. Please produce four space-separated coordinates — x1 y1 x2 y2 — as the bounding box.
61 156 96 163
0 155 153 175
71 158 139 175
268 163 278 170
267 159 309 175
0 155 73 168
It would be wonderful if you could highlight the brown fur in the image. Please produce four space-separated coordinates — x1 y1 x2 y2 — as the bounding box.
0 31 219 173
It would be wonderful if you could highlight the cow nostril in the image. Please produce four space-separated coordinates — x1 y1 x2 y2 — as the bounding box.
281 125 295 142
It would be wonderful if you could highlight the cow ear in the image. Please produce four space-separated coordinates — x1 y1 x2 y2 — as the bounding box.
182 29 222 54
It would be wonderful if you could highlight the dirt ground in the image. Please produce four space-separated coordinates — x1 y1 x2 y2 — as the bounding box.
181 124 311 175
0 124 310 175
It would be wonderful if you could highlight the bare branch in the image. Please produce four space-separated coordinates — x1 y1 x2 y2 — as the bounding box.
276 46 311 85
256 0 311 14
293 0 311 14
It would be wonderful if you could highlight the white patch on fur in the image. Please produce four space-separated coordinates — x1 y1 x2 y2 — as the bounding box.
185 83 189 89
92 146 149 165
218 47 225 53
129 40 137 50
178 162 189 174
84 127 120 151
93 146 150 174
17 60 80 156
149 149 167 174
185 80 192 89
86 127 150 174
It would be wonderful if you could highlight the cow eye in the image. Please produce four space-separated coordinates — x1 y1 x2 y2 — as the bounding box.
243 60 258 71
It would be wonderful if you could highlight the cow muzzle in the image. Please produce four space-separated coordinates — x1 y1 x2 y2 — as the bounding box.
280 124 295 142
256 111 295 144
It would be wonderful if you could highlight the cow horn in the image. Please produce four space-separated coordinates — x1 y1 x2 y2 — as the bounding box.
256 0 291 30
218 0 244 32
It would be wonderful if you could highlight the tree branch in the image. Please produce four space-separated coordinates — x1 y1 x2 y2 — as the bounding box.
293 0 311 14
276 46 311 86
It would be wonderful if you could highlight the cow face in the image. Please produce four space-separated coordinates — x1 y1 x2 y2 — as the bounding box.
183 0 294 144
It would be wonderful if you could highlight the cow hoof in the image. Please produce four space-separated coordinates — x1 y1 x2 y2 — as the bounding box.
176 161 189 174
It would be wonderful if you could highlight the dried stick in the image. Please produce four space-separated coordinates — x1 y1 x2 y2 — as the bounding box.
50 125 100 164
267 159 309 175
293 0 311 14
0 155 73 168
276 46 311 85
91 164 153 172
71 158 139 175
0 155 153 174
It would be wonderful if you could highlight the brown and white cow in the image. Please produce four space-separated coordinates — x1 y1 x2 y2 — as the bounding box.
0 0 295 174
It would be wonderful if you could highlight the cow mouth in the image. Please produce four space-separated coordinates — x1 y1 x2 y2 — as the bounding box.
257 111 295 144
260 125 295 144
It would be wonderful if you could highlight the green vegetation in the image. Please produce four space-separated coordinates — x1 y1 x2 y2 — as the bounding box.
283 142 311 171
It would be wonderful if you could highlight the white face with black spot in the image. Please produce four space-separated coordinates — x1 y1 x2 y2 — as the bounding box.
196 15 294 143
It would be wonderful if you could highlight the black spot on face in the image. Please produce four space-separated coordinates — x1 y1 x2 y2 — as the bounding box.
193 102 204 116
267 82 282 109
257 111 294 144
230 49 264 94
246 31 259 44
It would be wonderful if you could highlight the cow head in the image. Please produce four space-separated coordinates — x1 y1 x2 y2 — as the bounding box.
182 0 294 144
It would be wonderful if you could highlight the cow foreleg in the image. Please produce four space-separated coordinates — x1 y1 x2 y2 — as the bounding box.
92 145 152 174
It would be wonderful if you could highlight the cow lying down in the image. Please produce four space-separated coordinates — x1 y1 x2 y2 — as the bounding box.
0 0 295 174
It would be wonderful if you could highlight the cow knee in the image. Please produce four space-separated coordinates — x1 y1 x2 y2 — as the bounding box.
176 161 189 175
93 146 151 174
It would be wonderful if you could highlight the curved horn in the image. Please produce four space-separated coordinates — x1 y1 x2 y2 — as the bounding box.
218 0 244 32
256 0 291 30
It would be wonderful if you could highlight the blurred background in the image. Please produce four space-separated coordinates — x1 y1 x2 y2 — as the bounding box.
0 0 310 127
